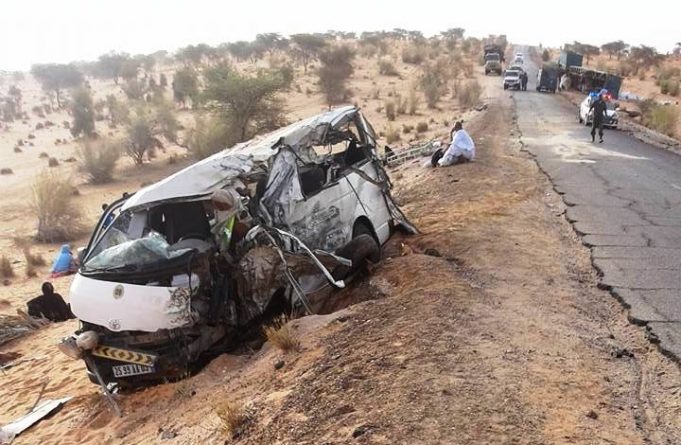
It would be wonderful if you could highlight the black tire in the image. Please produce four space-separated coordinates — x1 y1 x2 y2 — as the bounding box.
332 234 380 279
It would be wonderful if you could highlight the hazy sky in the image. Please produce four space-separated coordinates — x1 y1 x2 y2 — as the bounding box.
1 0 679 71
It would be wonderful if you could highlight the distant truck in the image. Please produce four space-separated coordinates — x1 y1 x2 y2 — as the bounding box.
559 50 583 69
536 64 558 93
484 44 504 75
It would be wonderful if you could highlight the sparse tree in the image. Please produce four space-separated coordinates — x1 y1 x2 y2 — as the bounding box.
226 41 254 62
631 45 664 70
159 73 168 89
256 33 289 56
69 87 95 137
105 94 130 127
202 63 287 141
290 34 327 73
125 109 159 165
317 46 355 105
96 52 130 85
30 63 83 108
119 58 141 81
154 99 179 143
172 68 199 108
601 41 627 60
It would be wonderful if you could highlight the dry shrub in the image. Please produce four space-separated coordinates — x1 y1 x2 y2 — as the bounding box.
385 101 396 121
263 315 301 352
378 58 399 76
402 45 424 65
408 85 419 115
0 256 14 278
644 104 679 137
385 124 401 144
420 65 446 108
396 94 407 115
188 115 238 160
31 170 83 242
48 157 59 167
402 124 413 134
416 122 428 133
25 263 37 278
173 380 195 400
459 80 482 108
214 401 249 438
0 168 13 175
78 137 122 184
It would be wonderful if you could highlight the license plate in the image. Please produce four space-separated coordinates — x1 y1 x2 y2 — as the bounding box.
112 363 154 378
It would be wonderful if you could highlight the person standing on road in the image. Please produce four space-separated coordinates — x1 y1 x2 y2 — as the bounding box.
521 71 528 91
589 93 608 143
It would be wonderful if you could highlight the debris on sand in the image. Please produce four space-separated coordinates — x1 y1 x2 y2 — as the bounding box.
0 311 49 347
0 397 71 444
0 168 13 175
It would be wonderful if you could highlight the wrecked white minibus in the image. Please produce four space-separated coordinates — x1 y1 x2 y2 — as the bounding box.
58 106 415 388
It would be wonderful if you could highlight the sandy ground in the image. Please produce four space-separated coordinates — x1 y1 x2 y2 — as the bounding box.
2 43 681 444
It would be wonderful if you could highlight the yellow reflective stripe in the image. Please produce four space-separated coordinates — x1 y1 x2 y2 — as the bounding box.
92 345 156 366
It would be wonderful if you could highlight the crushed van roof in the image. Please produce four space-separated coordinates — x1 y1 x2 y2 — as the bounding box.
122 106 357 211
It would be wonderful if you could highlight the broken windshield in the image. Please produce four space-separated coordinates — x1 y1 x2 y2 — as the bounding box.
85 231 191 272
83 200 213 272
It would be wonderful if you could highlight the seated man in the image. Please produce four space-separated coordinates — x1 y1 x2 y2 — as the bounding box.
432 121 476 167
27 282 74 322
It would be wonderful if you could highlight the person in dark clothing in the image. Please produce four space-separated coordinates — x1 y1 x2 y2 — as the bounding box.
589 94 608 143
26 282 74 322
521 71 528 91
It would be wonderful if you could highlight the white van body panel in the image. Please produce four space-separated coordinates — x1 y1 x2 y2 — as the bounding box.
70 274 194 332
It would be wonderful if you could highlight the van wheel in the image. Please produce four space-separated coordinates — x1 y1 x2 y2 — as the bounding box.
332 234 380 279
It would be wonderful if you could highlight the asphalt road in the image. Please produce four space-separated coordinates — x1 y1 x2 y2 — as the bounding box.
513 48 681 359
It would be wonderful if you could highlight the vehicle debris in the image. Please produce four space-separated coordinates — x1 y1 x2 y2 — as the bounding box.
58 106 416 388
0 397 71 444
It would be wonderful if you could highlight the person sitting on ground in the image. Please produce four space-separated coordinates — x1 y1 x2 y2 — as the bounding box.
431 121 476 167
26 282 74 322
50 244 78 278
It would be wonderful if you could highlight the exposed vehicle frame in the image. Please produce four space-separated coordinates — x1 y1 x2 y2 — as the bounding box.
58 106 416 389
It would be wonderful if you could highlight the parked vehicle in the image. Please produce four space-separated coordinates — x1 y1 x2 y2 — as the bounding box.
503 69 522 90
485 53 502 75
578 95 619 128
513 56 524 65
536 64 558 93
58 106 416 389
